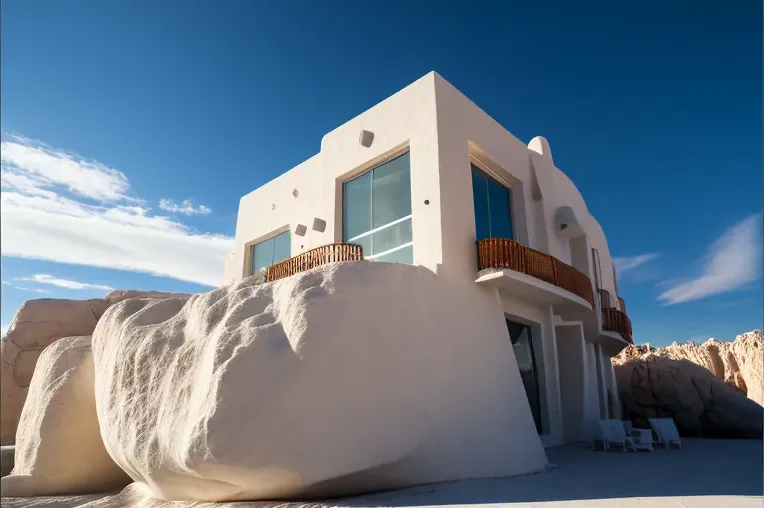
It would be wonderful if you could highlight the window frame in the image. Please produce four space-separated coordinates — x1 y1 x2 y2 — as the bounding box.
247 229 291 276
341 150 413 263
471 161 515 241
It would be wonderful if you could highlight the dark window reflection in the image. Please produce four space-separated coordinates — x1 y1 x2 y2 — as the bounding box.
506 319 542 434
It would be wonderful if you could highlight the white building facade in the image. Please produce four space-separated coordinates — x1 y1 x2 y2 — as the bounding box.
226 72 631 448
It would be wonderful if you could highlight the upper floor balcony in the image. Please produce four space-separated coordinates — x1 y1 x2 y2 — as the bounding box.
475 238 594 315
597 289 633 344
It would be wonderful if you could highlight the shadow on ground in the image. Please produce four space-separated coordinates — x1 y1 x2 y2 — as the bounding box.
1 438 762 507
341 438 763 506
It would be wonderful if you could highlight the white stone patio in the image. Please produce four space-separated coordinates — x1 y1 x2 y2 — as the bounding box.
2 438 761 508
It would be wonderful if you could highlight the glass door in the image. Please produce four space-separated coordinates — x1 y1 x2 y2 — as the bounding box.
506 319 542 434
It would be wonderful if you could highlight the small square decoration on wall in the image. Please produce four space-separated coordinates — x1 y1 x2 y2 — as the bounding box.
312 218 327 233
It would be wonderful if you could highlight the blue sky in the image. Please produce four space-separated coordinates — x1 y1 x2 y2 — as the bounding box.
1 0 761 346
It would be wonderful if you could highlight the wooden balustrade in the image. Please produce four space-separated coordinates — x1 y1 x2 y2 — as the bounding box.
597 288 611 310
602 307 633 344
476 238 594 308
266 243 364 282
617 296 627 313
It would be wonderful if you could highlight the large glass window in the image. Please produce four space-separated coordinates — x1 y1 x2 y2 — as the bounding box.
249 230 291 275
343 152 412 263
472 164 513 241
506 319 543 434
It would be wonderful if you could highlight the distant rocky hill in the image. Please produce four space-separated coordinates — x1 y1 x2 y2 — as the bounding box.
614 330 762 405
612 330 763 438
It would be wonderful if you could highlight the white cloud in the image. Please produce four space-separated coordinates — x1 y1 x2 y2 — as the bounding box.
613 253 660 274
15 286 52 294
159 199 212 216
1 134 130 202
1 323 8 336
3 282 53 294
658 214 763 305
1 134 233 287
18 274 113 291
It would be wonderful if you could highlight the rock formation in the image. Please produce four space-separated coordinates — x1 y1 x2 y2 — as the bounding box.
614 331 763 406
0 290 189 445
612 334 764 438
1 336 131 496
92 262 547 502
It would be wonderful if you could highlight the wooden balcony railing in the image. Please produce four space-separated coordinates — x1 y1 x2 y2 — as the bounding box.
266 243 364 282
602 307 633 344
617 296 627 313
597 288 611 310
476 238 594 308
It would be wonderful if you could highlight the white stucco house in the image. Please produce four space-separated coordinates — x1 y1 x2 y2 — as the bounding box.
225 71 632 452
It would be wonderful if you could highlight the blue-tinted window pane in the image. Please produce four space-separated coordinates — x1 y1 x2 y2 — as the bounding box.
370 218 412 256
272 231 291 264
343 171 372 241
351 234 372 258
252 239 273 275
471 165 490 241
372 152 411 228
373 244 413 264
488 177 513 239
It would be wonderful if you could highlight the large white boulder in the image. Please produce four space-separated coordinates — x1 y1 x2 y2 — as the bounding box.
93 261 547 502
1 336 131 496
1 299 108 445
1 291 191 445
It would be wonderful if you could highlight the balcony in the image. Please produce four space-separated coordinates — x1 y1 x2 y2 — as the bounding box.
602 307 633 344
596 289 633 344
475 238 594 312
266 243 364 282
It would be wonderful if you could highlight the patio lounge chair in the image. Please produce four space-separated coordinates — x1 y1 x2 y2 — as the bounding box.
593 420 633 451
648 418 682 449
624 421 654 452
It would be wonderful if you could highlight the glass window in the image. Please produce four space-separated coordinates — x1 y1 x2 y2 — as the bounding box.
343 152 413 264
249 230 291 275
506 319 543 434
472 164 513 241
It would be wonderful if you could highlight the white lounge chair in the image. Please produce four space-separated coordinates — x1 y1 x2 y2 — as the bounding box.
648 418 682 449
623 421 654 452
593 420 633 451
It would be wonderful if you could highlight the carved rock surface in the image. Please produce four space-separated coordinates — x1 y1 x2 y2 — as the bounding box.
1 336 130 496
92 262 547 502
614 331 763 406
613 351 763 438
1 291 189 445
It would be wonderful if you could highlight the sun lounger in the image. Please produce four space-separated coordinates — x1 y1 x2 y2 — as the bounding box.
622 421 654 452
593 420 633 451
648 418 682 449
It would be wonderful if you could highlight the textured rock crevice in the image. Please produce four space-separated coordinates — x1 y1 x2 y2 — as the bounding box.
0 290 190 445
613 331 763 438
91 262 547 502
0 336 131 496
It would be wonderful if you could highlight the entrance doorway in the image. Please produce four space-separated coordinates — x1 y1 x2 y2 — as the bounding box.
506 319 542 434
555 324 586 442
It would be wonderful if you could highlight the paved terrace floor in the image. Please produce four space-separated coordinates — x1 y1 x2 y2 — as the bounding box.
2 439 762 508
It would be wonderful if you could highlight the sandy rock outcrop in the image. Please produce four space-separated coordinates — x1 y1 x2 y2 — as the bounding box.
1 336 131 496
613 350 763 438
1 291 190 445
1 446 13 477
93 261 547 502
614 331 763 407
104 290 190 307
1 299 108 445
